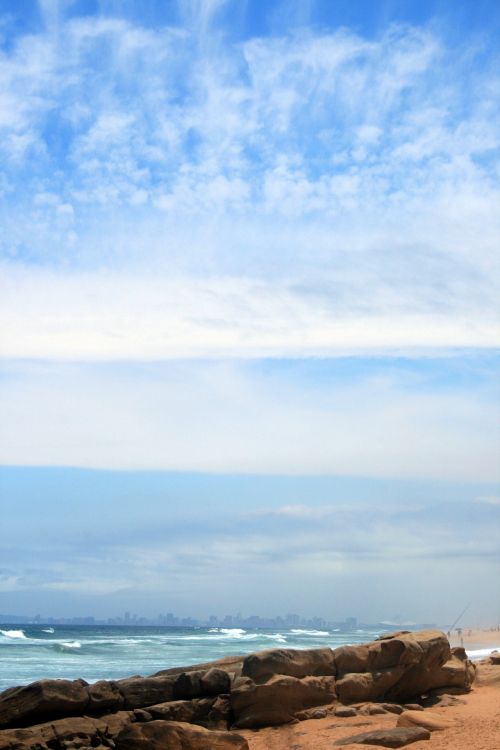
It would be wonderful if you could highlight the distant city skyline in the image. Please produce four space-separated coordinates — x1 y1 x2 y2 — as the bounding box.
1 611 441 631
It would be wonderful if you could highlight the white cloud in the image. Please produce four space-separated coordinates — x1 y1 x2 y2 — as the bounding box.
0 360 498 481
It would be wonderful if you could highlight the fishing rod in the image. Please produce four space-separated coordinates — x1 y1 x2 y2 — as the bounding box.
449 602 471 632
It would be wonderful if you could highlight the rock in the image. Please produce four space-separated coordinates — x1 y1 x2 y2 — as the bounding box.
146 697 222 726
397 710 454 732
241 647 335 682
0 679 90 728
384 633 462 701
115 719 249 750
379 703 404 714
0 714 131 750
295 708 328 720
335 706 358 717
336 667 405 703
97 711 134 738
489 650 500 665
173 668 230 699
335 726 431 747
333 645 370 676
403 703 423 711
231 674 336 728
88 680 124 712
115 675 175 709
153 655 244 679
367 704 387 715
133 709 152 722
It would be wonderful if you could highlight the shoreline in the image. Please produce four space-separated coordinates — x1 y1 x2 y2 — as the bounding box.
448 627 500 656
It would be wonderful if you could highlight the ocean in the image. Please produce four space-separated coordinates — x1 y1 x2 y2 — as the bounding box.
0 624 382 691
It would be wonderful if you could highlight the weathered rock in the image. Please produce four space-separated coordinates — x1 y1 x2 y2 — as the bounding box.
403 703 423 711
397 710 454 732
153 655 244 678
241 647 335 682
335 726 431 747
173 668 230 699
488 650 500 665
333 644 370 676
231 674 336 728
366 704 387 715
96 711 134 738
208 694 232 726
379 703 404 714
115 675 175 709
383 632 458 700
336 667 406 703
146 696 223 726
295 708 328 720
88 680 124 712
115 719 249 750
0 714 131 750
133 708 152 722
335 706 358 717
0 679 89 728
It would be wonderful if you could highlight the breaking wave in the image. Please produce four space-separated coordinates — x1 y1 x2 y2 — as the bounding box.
0 629 27 639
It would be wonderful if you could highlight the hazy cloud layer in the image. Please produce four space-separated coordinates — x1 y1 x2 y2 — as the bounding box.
1 467 499 623
1 358 499 480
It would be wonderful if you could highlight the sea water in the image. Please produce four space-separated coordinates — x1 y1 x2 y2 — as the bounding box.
0 625 381 691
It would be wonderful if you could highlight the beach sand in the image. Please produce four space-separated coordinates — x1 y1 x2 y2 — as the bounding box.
449 627 500 651
241 635 500 750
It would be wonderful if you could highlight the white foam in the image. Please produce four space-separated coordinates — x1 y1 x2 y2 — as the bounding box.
291 629 329 636
57 641 82 651
0 629 26 639
42 628 55 634
467 647 500 661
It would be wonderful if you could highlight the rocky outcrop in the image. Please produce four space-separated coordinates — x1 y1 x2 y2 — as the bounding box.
231 674 336 728
0 679 90 728
115 720 249 750
0 630 475 746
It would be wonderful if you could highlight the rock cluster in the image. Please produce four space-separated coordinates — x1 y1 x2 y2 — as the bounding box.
0 630 475 749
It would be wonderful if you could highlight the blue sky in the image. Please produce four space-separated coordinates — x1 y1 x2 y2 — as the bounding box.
0 0 499 623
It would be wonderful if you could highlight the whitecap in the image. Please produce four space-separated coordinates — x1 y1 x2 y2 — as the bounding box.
0 629 27 639
42 628 55 634
263 633 287 643
55 641 82 652
290 629 329 636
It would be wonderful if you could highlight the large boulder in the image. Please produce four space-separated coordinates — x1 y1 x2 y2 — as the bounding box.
0 679 90 728
0 713 133 750
145 695 231 727
88 680 124 712
115 720 248 750
173 668 231 699
336 667 406 703
115 675 175 709
385 637 468 700
241 647 335 682
231 674 336 728
397 710 453 732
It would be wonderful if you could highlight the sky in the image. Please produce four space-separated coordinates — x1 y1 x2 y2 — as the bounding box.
0 0 499 626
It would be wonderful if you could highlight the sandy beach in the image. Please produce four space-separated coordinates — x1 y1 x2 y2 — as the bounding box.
449 627 500 651
241 678 500 750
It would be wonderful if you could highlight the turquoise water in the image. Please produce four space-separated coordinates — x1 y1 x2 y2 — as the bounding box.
0 625 381 691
